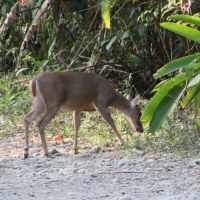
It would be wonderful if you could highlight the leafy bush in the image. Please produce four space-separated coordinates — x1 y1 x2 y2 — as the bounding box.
142 15 200 134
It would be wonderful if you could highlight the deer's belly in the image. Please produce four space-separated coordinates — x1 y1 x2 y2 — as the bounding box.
60 101 96 112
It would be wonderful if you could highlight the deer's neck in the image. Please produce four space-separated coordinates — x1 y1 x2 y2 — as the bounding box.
111 91 131 116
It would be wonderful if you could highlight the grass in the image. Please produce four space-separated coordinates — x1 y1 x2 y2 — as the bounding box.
1 86 200 156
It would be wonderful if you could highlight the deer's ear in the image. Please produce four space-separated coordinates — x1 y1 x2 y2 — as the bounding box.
131 95 140 107
126 94 131 101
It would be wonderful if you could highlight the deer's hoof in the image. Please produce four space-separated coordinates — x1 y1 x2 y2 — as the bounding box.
74 148 79 154
24 148 29 159
45 152 52 158
24 152 28 159
121 141 126 147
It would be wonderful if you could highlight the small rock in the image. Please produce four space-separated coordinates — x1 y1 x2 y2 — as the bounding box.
100 194 109 197
59 167 77 174
119 195 133 200
0 164 13 168
155 168 165 171
192 159 200 165
67 192 77 196
49 149 60 155
91 146 101 153
165 163 176 168
30 148 43 153
63 138 73 144
112 177 119 183
131 148 145 156
46 135 53 139
51 141 57 146
188 161 197 168
117 159 136 167
91 173 98 178
34 153 41 157
132 186 142 190
54 153 63 156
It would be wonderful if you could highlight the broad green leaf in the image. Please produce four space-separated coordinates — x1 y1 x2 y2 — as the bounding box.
185 67 194 81
148 83 185 134
160 22 200 44
141 74 185 124
129 54 147 67
161 6 176 18
196 121 200 127
154 54 200 79
151 79 169 93
35 61 43 67
100 65 109 75
185 60 200 79
187 73 200 88
16 68 28 76
121 31 133 39
194 93 200 105
106 35 117 50
169 15 200 26
54 67 62 72
6 47 18 56
0 84 5 90
183 81 200 107
88 52 104 62
3 90 9 106
101 0 117 29
99 40 109 46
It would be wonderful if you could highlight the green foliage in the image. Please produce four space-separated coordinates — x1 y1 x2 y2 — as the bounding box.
169 15 200 26
1 95 200 155
101 0 117 29
1 1 200 154
0 78 29 113
2 0 193 96
142 14 200 135
142 74 185 124
154 54 200 79
148 83 185 134
161 22 200 44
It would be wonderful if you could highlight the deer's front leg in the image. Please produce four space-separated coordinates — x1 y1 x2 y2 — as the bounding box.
96 106 126 147
37 108 59 157
73 111 82 154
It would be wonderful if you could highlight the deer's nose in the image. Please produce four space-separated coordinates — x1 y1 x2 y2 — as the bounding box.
136 128 143 133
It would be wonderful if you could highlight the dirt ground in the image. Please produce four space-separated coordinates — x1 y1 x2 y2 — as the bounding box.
0 134 200 200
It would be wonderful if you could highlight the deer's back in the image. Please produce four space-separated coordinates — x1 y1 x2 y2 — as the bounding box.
30 71 116 111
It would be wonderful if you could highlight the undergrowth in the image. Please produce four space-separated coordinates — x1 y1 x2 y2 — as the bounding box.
1 84 200 156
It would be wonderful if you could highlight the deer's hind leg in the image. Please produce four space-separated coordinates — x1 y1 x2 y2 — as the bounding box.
24 97 45 159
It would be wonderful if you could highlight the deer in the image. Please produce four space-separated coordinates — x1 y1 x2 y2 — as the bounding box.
24 71 143 159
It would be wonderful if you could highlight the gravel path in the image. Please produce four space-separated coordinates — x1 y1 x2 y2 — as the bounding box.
0 135 200 200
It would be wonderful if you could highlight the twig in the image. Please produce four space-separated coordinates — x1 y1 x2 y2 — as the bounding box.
18 6 41 13
60 0 98 45
95 170 144 174
153 15 170 62
13 79 30 84
68 7 100 69
78 4 101 13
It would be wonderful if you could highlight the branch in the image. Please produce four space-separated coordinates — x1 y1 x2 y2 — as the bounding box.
60 0 98 45
0 2 20 36
153 15 170 62
16 0 52 71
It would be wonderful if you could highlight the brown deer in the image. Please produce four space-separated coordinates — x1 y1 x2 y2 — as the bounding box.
24 71 143 158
